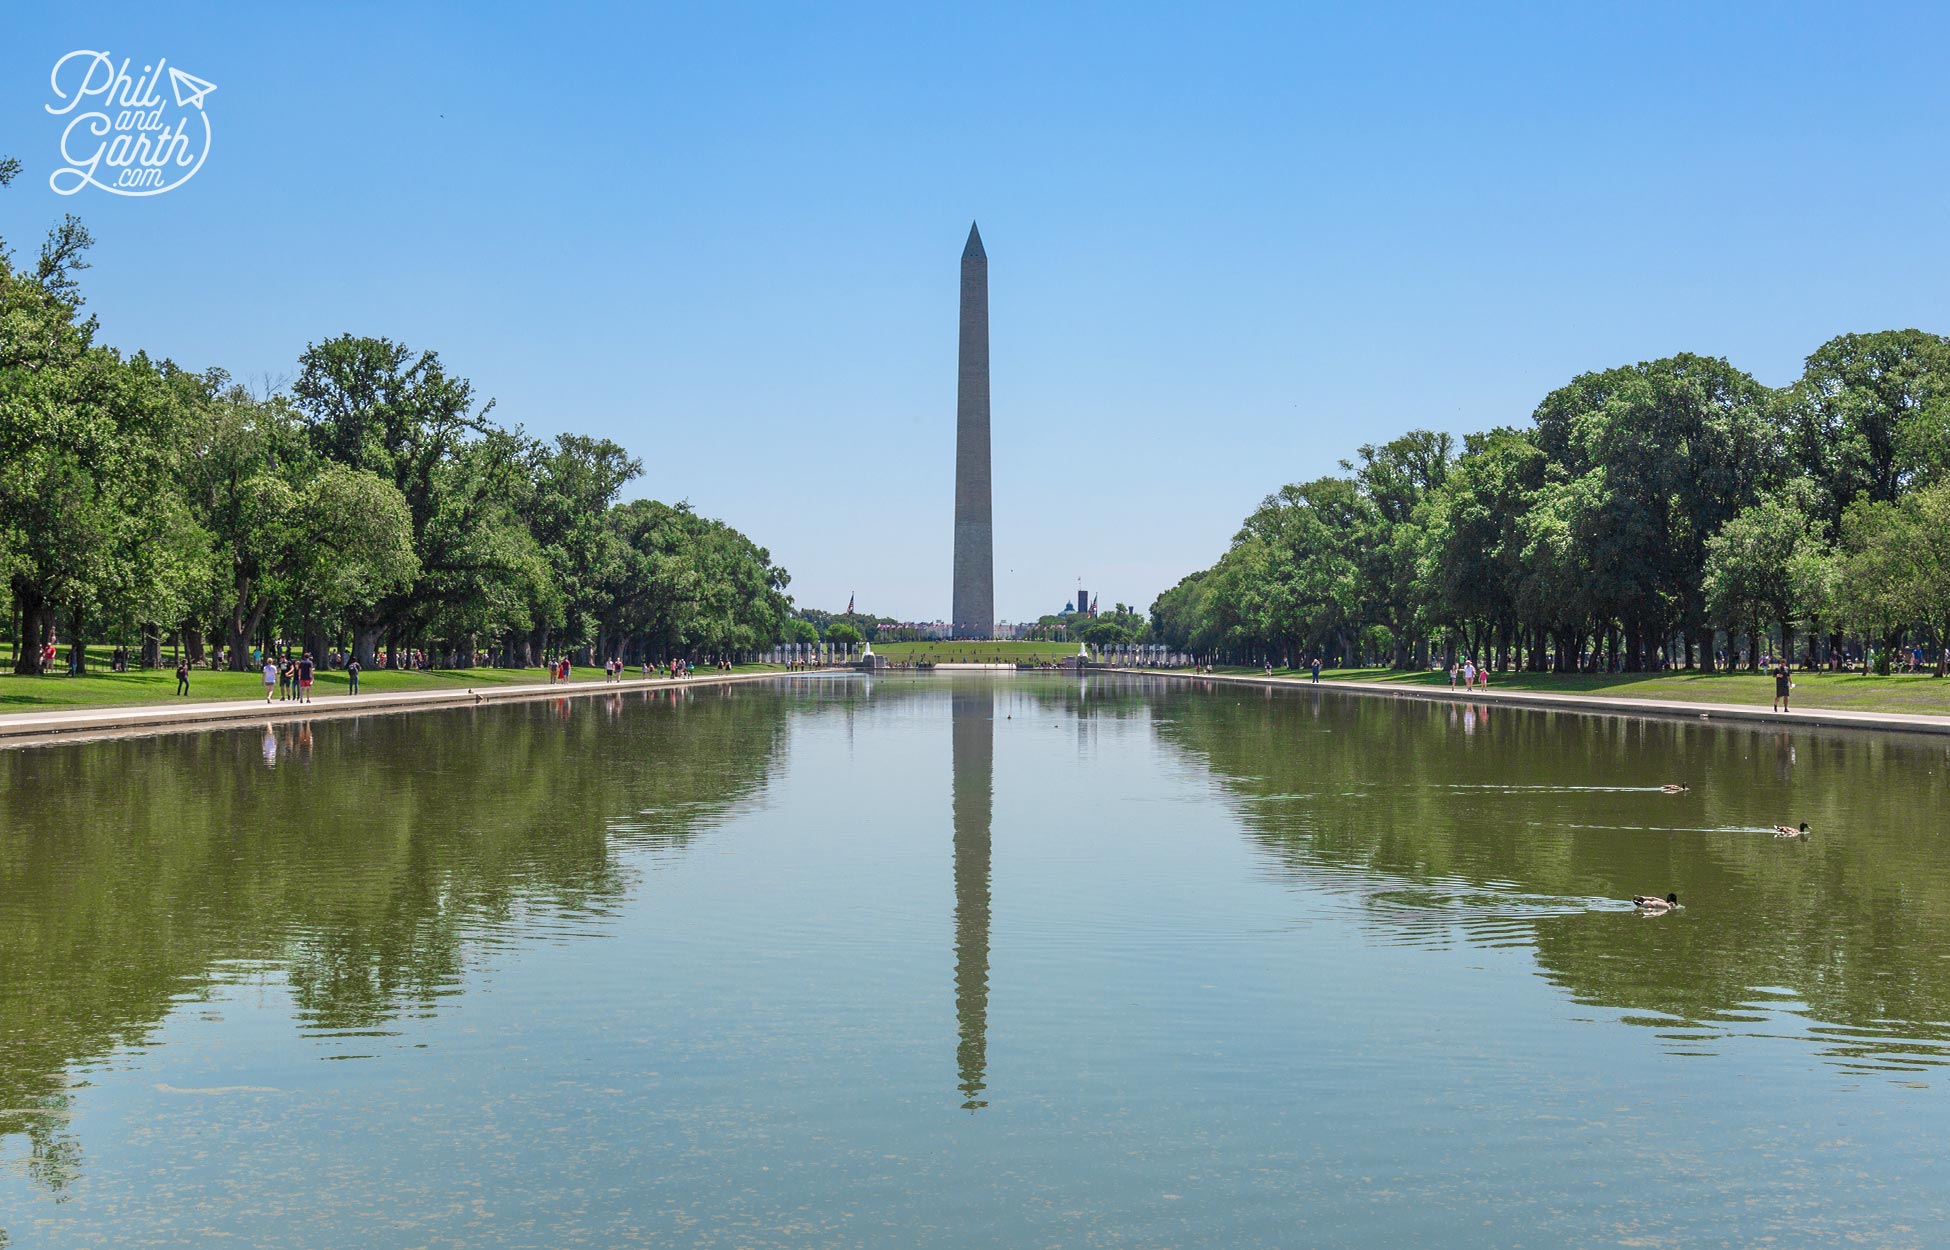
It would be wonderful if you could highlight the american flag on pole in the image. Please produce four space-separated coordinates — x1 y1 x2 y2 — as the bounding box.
846 592 854 615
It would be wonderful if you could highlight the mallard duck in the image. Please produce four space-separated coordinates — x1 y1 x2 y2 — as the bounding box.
1633 893 1679 912
1773 822 1810 838
1661 783 1690 793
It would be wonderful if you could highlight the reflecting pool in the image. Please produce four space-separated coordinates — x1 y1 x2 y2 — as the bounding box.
3 674 1948 1247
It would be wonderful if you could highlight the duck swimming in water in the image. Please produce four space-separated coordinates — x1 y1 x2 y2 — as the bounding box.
1774 822 1810 838
1661 783 1690 793
1633 893 1679 912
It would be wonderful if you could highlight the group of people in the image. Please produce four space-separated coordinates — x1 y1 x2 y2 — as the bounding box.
1446 659 1494 690
259 652 328 703
556 655 720 683
1867 645 1950 674
600 656 709 680
167 648 368 698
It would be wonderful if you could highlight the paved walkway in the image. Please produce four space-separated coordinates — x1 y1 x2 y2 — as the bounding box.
0 670 806 746
13 666 1947 746
1109 668 1950 737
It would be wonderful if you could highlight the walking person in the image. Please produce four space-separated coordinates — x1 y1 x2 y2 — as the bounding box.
262 656 278 703
347 656 362 695
175 657 191 696
298 653 315 703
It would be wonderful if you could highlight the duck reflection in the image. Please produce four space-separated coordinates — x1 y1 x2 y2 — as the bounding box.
951 685 992 1110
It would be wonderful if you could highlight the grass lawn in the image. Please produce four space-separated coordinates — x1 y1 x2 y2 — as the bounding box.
1194 664 1950 717
0 655 784 714
870 640 1083 664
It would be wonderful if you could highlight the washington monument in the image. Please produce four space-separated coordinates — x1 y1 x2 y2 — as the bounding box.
952 222 993 640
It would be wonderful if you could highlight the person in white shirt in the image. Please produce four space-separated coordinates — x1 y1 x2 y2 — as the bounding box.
263 659 279 703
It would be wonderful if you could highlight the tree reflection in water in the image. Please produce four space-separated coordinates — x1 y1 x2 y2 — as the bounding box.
1150 680 1950 1073
0 684 798 1194
7 673 1947 1212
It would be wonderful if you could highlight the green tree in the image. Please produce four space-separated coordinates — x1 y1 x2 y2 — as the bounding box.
1898 483 1950 675
1790 330 1950 531
1230 477 1365 664
1533 355 1785 670
519 433 642 663
1351 430 1452 667
1079 617 1132 646
1701 494 1824 669
287 463 420 631
0 267 200 671
291 335 536 666
1421 428 1544 668
604 500 794 661
1835 483 1950 676
1149 570 1211 652
1833 498 1910 672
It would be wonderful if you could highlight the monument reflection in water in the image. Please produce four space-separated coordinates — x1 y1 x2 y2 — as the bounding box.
951 683 992 1109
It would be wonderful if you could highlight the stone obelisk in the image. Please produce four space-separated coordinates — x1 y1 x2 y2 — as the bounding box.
952 222 993 640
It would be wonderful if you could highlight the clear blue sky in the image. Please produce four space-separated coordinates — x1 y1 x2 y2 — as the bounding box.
4 4 1946 622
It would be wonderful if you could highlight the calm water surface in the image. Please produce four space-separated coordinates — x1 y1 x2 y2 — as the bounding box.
3 674 1949 1247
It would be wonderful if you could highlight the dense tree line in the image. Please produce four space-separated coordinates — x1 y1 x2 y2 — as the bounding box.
1 164 792 674
1152 335 1950 675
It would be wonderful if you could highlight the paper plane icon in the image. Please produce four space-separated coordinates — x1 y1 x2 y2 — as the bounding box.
168 67 217 110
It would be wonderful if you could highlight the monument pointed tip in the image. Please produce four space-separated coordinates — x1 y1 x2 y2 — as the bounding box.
963 221 985 260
